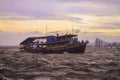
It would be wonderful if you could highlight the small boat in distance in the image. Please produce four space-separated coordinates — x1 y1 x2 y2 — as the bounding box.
20 34 89 53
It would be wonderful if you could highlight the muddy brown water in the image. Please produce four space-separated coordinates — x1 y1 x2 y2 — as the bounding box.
0 47 120 80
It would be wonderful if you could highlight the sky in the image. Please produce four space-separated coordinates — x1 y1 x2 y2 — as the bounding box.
0 0 120 45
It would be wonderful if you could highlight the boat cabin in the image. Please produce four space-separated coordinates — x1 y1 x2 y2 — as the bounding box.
20 34 78 50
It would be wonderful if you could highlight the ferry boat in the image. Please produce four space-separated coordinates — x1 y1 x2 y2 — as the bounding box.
20 34 89 53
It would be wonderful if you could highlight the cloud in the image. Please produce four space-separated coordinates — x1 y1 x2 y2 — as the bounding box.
0 0 120 45
66 14 120 29
99 22 120 29
0 16 36 20
0 0 120 34
0 0 61 18
57 0 120 5
63 1 120 16
0 0 119 21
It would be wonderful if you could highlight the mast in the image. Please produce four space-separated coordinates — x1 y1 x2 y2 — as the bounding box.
72 25 73 34
65 27 68 34
72 25 74 34
46 25 47 36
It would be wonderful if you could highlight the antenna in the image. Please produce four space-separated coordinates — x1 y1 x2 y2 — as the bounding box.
72 25 73 34
66 27 68 34
46 24 47 36
72 25 74 34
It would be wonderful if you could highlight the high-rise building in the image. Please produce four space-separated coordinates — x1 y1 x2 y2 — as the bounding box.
95 38 103 47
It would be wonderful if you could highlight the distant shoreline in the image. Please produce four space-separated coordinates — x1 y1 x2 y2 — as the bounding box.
0 46 19 49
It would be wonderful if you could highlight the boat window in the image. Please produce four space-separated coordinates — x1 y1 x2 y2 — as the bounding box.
51 38 54 40
33 39 46 43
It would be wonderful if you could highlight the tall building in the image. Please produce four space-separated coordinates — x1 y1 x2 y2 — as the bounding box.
95 38 103 47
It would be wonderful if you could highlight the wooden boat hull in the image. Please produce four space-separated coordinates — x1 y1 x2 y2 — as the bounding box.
26 43 87 53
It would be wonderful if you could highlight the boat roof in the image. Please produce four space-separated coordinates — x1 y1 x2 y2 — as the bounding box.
28 36 55 39
58 34 77 38
20 34 77 45
20 36 55 45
